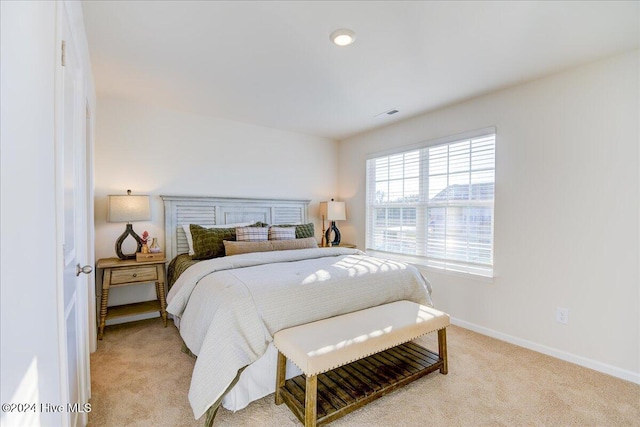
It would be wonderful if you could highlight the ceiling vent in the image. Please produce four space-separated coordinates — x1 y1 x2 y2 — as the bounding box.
375 108 399 118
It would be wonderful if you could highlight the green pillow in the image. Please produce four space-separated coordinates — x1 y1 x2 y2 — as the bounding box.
190 224 236 260
278 223 315 239
249 222 270 228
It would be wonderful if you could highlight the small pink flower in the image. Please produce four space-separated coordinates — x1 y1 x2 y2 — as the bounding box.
141 231 149 245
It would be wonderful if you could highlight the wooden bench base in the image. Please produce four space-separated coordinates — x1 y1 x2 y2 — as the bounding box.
276 328 448 426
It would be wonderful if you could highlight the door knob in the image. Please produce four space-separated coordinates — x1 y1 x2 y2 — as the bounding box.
76 264 93 276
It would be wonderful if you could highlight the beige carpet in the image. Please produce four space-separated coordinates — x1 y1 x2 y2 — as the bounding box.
89 319 639 427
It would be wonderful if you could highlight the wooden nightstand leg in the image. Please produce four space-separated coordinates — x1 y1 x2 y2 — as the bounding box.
98 269 111 340
156 265 168 327
156 281 168 327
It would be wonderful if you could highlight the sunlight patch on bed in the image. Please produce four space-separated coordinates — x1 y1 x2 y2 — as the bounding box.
301 269 332 284
335 256 405 277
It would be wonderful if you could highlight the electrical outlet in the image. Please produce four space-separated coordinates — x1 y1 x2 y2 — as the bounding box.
556 307 569 325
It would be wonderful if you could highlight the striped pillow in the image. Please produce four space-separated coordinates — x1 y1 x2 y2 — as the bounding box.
268 226 296 241
235 226 268 242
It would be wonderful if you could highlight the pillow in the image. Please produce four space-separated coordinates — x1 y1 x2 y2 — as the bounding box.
268 226 296 241
223 237 318 256
250 221 270 227
190 224 236 260
182 222 253 255
236 226 268 242
277 223 315 238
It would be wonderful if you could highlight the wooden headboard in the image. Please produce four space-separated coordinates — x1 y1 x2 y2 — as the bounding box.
160 195 311 261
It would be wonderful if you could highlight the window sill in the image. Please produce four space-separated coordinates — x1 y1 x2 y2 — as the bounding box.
365 250 494 283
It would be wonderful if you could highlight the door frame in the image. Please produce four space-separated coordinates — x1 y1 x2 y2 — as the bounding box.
85 103 97 355
54 2 95 425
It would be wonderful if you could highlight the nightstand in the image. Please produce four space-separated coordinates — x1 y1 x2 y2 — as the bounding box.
323 243 357 249
96 257 167 339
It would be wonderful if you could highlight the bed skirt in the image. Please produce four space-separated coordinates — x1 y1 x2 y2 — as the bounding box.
222 342 303 411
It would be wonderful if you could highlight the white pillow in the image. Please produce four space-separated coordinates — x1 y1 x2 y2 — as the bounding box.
182 222 253 255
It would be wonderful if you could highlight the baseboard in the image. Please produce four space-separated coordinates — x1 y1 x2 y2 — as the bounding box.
451 317 640 385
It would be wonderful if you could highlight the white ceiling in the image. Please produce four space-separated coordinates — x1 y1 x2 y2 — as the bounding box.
82 1 639 140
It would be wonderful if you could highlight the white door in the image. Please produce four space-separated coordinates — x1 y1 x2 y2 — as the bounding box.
57 2 91 426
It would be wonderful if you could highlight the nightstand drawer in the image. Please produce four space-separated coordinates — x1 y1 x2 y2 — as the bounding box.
110 266 158 285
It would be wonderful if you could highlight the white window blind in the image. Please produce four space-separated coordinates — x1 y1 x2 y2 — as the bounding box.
366 129 496 277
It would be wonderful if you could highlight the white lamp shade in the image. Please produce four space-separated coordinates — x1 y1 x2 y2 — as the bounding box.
319 201 346 221
108 195 151 222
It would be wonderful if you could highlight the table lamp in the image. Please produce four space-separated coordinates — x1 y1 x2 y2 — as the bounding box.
319 199 346 246
108 190 151 259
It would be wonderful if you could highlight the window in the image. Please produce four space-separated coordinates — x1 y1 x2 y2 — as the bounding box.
366 128 496 277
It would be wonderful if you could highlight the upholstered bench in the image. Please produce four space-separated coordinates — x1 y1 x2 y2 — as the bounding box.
274 301 450 427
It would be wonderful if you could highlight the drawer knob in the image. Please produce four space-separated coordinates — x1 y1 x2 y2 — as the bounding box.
132 273 137 278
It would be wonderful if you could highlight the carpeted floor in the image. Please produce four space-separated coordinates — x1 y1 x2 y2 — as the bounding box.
89 318 639 427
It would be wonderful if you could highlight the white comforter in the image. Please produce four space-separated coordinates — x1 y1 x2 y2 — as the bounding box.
166 247 433 419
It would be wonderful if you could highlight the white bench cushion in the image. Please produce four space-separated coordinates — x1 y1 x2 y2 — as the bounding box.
273 301 450 376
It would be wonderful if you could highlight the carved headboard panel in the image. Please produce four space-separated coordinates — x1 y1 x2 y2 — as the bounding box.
160 195 311 261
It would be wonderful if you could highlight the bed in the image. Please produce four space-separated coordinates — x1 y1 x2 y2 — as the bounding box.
160 195 434 424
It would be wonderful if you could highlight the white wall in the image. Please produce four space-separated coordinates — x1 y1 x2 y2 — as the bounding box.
94 98 338 313
338 51 639 381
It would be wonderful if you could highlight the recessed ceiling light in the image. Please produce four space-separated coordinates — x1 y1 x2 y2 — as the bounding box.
330 29 356 46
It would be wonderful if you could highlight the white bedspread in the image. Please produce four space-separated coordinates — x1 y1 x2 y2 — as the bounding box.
166 247 433 419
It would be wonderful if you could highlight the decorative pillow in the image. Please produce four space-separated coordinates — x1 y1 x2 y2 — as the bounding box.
278 223 315 238
182 222 253 255
223 237 318 256
190 224 236 260
236 226 268 242
268 226 296 241
250 221 270 228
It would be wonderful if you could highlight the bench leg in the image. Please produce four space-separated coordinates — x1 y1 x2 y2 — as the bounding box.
275 351 286 405
438 328 448 375
305 374 317 427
